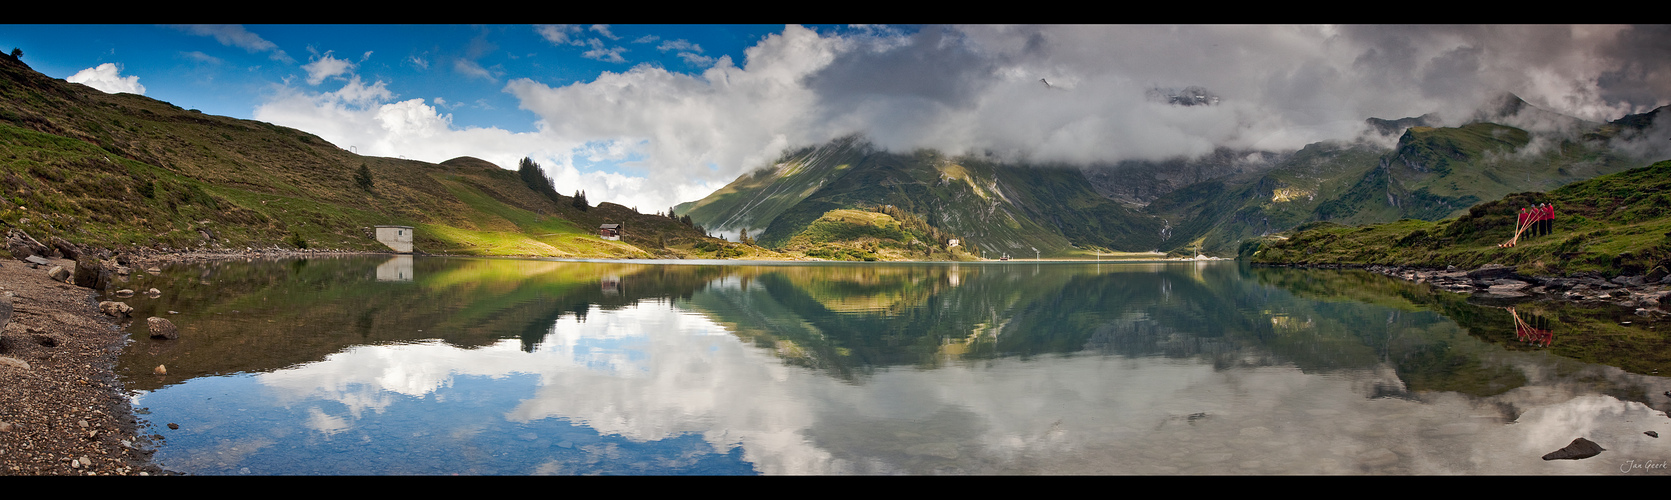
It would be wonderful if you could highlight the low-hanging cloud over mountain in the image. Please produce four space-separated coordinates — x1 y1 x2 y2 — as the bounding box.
258 25 1671 212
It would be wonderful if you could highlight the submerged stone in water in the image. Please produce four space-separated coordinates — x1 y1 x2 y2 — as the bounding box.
148 317 178 340
1541 437 1605 460
98 301 132 319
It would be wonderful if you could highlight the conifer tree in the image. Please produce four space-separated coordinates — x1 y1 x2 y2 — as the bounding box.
518 157 561 204
354 163 374 192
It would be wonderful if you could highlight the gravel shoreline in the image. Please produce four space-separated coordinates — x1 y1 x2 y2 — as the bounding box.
1 246 389 476
0 256 167 476
1258 262 1671 315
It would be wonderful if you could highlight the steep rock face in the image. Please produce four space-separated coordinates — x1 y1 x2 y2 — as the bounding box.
1080 148 1287 208
1366 114 1439 137
678 136 871 237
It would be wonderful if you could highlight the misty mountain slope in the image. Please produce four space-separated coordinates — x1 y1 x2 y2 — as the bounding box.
741 145 1172 257
1145 100 1661 255
1316 110 1655 228
1142 141 1387 254
1080 147 1289 208
675 136 870 235
1365 113 1439 137
753 149 1082 256
983 158 1164 253
683 137 1178 257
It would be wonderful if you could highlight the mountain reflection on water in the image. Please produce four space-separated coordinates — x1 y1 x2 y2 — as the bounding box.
115 256 1671 475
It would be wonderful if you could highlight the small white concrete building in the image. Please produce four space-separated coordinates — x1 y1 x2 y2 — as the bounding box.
375 225 414 253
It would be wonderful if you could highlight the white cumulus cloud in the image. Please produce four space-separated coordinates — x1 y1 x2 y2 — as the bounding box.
66 63 145 95
249 75 679 211
302 51 356 85
254 25 1671 215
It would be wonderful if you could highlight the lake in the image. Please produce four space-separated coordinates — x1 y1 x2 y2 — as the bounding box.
112 256 1671 475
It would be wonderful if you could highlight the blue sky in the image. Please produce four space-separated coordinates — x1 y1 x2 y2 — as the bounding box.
3 25 797 130
2 25 1666 219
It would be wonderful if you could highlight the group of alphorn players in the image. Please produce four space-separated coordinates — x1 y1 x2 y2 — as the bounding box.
1499 203 1555 248
1508 307 1553 347
1498 205 1556 345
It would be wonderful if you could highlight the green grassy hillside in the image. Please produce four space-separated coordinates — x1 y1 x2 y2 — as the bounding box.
1250 160 1671 278
775 208 973 261
0 51 719 259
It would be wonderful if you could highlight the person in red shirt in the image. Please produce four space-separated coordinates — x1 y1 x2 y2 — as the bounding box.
1537 203 1550 235
1518 208 1528 239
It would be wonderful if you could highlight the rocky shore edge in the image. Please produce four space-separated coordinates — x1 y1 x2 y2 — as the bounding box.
1 228 391 476
1 253 171 475
1258 262 1671 315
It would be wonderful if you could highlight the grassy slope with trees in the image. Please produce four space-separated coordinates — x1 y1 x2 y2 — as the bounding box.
0 50 752 259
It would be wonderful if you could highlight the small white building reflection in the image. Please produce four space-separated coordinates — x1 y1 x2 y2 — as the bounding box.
376 255 414 282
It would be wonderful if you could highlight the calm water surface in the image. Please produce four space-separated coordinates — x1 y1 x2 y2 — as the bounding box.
112 256 1671 475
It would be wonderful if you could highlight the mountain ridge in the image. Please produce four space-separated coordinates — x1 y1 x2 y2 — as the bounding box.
681 93 1666 258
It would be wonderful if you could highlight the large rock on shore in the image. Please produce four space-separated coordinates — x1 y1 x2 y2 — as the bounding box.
72 256 110 291
1645 266 1668 283
1467 264 1519 280
6 229 51 261
49 236 80 261
46 266 69 283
